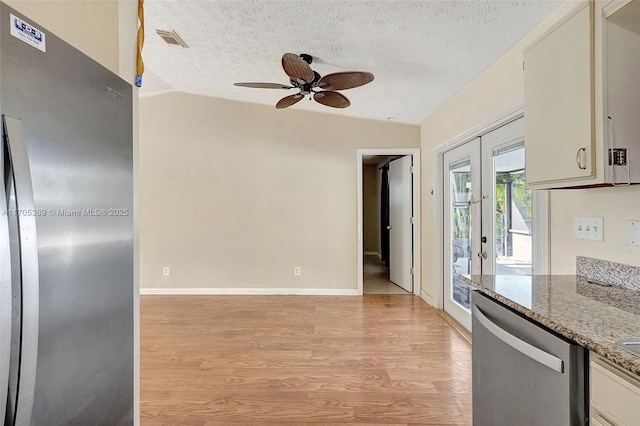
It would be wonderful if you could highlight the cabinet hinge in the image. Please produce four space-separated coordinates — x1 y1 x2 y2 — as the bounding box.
410 267 414 275
410 217 414 224
409 166 414 173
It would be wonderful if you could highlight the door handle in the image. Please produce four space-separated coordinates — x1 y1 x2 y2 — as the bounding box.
0 120 12 425
473 304 564 373
470 195 488 204
576 147 587 170
477 251 487 259
3 116 39 426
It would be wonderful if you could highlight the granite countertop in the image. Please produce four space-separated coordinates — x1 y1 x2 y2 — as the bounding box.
459 274 640 376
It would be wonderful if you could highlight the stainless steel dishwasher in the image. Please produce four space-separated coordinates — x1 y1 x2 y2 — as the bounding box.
472 291 587 426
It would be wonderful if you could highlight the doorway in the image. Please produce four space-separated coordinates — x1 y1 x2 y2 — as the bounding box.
441 117 548 330
357 149 421 296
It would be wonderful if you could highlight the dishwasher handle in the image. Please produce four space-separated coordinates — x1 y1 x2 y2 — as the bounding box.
473 304 564 373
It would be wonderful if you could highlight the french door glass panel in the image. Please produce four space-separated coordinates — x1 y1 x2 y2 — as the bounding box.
443 139 480 331
493 146 532 275
480 117 532 277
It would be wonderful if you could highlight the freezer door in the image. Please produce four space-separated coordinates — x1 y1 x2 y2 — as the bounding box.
472 291 586 426
0 4 133 425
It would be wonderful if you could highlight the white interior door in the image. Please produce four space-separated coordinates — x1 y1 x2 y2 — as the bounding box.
388 156 413 292
443 139 481 331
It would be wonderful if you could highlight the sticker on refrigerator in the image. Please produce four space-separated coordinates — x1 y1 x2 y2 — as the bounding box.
10 14 46 52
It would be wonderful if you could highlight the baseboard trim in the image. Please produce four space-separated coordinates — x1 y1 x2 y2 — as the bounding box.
140 287 360 296
432 308 472 344
420 289 436 307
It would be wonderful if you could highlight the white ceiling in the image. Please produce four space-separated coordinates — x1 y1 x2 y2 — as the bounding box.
141 0 563 125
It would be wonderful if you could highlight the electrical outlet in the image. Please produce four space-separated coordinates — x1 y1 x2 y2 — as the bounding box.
294 266 301 276
163 266 170 276
625 220 640 246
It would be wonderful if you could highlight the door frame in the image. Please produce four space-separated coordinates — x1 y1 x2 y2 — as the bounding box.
357 148 421 296
434 106 550 310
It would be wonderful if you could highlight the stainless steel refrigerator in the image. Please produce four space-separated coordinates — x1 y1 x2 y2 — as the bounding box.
0 3 133 425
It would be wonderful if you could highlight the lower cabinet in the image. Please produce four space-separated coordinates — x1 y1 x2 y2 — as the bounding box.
590 353 640 425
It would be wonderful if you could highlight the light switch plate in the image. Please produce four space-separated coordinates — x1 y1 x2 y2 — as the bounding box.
574 217 604 241
625 220 640 246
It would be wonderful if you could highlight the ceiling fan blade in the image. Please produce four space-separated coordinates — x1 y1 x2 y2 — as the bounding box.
318 71 374 90
234 82 293 89
313 91 351 108
276 94 304 109
282 53 315 84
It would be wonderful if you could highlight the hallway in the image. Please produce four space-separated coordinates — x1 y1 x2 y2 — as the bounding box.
363 254 411 294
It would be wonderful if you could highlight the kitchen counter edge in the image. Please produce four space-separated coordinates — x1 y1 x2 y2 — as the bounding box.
460 274 640 376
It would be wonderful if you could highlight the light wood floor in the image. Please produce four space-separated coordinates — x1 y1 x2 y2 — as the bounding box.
141 295 472 425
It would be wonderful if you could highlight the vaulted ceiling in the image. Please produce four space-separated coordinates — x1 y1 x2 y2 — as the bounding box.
141 0 563 124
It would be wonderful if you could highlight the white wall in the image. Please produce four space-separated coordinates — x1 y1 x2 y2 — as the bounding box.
550 186 640 272
139 92 419 291
420 0 640 303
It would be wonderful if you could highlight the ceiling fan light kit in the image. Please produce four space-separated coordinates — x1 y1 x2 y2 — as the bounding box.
234 53 374 109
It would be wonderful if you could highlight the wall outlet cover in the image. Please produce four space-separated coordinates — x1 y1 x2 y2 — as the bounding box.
625 220 640 246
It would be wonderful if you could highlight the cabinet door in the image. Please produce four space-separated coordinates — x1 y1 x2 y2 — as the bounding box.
590 357 640 425
524 2 594 187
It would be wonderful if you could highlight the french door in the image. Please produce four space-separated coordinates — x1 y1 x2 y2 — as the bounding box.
443 139 481 331
443 118 535 331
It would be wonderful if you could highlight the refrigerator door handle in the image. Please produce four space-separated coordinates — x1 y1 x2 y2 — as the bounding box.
0 118 13 426
473 304 564 373
2 115 39 426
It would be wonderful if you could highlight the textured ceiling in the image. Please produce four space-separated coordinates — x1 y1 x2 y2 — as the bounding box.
141 0 563 125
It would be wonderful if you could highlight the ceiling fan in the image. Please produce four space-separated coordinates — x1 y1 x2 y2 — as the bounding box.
234 53 374 109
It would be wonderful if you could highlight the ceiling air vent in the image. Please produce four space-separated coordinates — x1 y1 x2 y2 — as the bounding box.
155 29 188 48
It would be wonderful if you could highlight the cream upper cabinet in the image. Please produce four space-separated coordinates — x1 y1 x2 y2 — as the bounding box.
524 0 640 189
524 1 594 188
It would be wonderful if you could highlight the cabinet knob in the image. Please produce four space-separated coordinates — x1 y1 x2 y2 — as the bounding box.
576 147 587 170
